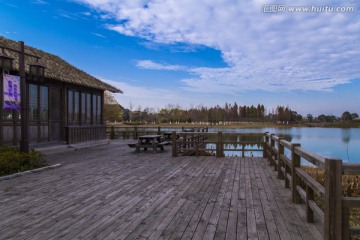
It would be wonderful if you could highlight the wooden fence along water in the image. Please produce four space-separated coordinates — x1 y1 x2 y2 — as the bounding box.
107 126 360 239
263 132 360 240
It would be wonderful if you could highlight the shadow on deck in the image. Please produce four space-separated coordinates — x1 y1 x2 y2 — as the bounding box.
0 140 323 239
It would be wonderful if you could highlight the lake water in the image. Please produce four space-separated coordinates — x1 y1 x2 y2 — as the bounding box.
208 127 360 163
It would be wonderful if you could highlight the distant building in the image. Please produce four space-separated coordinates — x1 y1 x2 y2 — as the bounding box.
0 37 122 146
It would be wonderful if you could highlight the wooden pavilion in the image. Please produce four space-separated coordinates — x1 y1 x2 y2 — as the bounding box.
0 36 122 147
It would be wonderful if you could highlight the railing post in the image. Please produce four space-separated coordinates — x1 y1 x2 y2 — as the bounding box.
306 185 314 223
291 143 301 204
277 137 285 179
110 126 115 140
324 158 342 240
342 207 350 240
134 126 138 140
195 141 199 157
157 126 161 135
270 134 275 166
263 132 269 158
216 131 223 157
172 131 178 157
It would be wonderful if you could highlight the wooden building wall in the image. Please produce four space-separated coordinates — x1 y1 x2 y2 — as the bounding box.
0 75 107 147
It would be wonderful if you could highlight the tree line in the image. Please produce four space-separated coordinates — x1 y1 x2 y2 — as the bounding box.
118 103 305 124
103 97 358 124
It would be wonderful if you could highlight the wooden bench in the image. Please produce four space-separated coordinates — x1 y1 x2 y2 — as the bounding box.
156 141 170 151
128 143 138 148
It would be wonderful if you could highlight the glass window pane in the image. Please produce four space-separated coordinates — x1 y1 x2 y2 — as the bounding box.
3 109 13 121
81 93 86 124
29 84 38 121
86 93 91 124
92 95 96 124
68 90 73 125
40 86 48 121
74 91 80 124
97 95 101 124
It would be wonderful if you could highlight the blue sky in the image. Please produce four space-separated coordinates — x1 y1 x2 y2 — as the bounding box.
1 0 359 116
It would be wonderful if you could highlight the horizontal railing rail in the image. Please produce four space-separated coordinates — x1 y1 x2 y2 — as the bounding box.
171 131 264 158
106 126 208 140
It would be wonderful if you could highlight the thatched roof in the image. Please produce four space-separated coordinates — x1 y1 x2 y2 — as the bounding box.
0 37 122 93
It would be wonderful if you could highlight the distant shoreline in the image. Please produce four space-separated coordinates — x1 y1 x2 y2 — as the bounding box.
110 121 360 128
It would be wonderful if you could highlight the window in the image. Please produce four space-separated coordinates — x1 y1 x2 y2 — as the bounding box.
74 91 80 124
81 93 86 124
86 93 91 124
3 109 13 121
29 84 38 121
67 89 73 124
27 84 48 122
67 90 102 126
97 95 102 124
40 86 48 121
92 94 97 124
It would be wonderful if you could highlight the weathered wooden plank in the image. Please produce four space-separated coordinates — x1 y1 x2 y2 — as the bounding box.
0 140 324 240
236 157 247 240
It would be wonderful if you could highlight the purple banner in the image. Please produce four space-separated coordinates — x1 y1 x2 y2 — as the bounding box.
3 74 21 110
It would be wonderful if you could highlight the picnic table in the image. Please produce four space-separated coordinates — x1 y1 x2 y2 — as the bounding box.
134 135 168 153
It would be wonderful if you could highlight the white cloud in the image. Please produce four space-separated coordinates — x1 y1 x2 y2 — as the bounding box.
91 32 106 38
75 0 360 93
136 60 186 71
100 78 183 108
33 0 48 4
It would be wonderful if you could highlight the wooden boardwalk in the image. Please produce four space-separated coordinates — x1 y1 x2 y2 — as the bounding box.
0 140 323 240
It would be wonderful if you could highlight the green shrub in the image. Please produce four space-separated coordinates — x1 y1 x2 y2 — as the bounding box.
0 146 47 176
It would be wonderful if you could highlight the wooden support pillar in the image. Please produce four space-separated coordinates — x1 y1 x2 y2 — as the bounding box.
277 137 285 179
263 132 269 158
291 143 301 204
306 185 314 223
172 131 177 157
270 134 275 166
342 207 350 240
110 126 115 139
216 131 223 157
324 158 342 240
134 126 138 140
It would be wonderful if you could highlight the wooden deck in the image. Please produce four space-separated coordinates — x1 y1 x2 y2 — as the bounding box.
0 140 323 240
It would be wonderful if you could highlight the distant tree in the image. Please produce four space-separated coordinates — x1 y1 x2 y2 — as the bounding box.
307 114 313 122
103 91 122 122
122 109 130 122
317 114 337 123
318 114 327 122
351 113 359 119
342 111 352 121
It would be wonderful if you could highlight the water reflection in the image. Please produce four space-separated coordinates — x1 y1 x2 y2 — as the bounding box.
341 128 351 162
128 127 360 163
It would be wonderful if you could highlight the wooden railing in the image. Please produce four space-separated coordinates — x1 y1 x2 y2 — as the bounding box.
171 132 264 158
264 132 360 240
66 125 107 144
106 126 208 140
